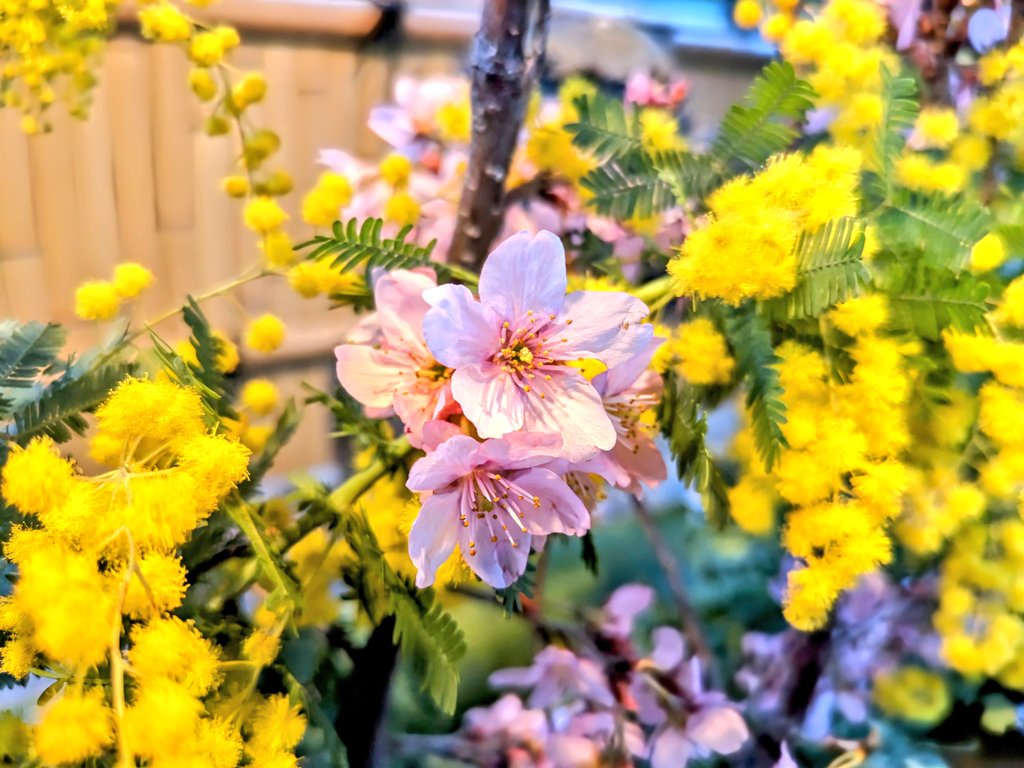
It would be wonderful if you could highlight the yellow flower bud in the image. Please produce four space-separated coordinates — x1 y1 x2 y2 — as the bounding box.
75 281 121 321
188 68 218 101
241 378 279 416
222 175 250 198
214 25 241 51
205 115 230 136
264 170 294 196
971 233 1007 273
733 0 763 28
138 2 192 42
384 191 420 227
244 197 288 234
189 32 225 67
112 262 154 299
260 230 297 269
379 152 412 188
245 313 286 354
243 130 280 169
231 72 267 110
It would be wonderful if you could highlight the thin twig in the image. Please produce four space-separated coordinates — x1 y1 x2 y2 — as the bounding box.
630 497 718 684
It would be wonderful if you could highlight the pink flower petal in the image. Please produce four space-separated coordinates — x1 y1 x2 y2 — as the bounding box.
479 431 562 469
507 467 590 536
374 269 436 358
651 627 686 671
406 435 483 491
557 290 651 367
521 369 615 462
408 490 461 588
479 230 568 321
687 706 749 755
422 283 500 368
334 344 408 411
451 362 526 438
603 333 664 396
650 727 693 768
458 515 530 588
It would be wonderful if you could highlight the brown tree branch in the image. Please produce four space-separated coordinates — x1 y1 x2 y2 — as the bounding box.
448 0 551 270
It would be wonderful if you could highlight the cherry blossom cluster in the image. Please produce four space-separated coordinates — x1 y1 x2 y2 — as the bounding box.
335 231 666 588
437 585 753 767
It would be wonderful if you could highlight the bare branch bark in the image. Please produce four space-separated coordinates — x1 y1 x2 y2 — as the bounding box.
448 0 551 270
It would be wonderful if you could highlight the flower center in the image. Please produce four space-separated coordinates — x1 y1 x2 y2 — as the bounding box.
493 310 574 398
458 471 541 557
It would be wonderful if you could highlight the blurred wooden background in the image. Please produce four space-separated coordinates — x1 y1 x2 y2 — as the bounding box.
0 0 763 473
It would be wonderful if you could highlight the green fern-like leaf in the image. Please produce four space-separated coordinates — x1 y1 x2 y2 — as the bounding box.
296 218 438 273
0 321 66 391
654 150 723 205
338 507 465 713
724 309 788 471
764 218 870 320
565 93 643 159
711 61 816 171
238 399 302 496
883 267 991 340
386 580 466 714
657 371 730 528
866 66 918 202
182 297 236 413
877 189 990 271
148 331 223 426
12 362 133 444
579 153 676 219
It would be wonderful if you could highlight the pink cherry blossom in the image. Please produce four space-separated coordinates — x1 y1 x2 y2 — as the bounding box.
406 432 590 588
600 583 655 640
631 629 750 767
334 269 456 448
421 230 653 462
575 334 667 495
489 646 615 710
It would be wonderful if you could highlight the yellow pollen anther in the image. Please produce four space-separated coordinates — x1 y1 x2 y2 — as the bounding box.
566 319 573 324
539 393 546 399
518 347 533 364
523 385 531 392
544 374 552 380
503 321 510 329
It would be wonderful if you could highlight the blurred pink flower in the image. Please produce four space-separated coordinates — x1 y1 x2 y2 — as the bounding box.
624 72 688 108
368 75 469 150
334 269 457 448
490 646 615 710
632 629 750 767
422 230 652 462
575 335 667 495
406 432 589 588
600 583 655 640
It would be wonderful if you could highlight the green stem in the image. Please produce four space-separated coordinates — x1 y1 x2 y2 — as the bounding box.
633 275 673 308
328 439 413 510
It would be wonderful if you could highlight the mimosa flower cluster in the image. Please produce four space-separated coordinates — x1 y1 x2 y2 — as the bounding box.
335 230 666 588
0 378 306 767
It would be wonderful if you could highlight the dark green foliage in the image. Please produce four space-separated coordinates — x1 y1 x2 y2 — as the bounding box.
12 361 133 444
337 508 466 713
654 150 723 205
724 309 788 471
882 267 991 340
711 61 816 172
866 66 918 202
182 297 237 415
579 152 676 219
238 398 302 496
0 321 65 391
764 218 869 320
657 371 731 529
877 189 991 271
566 93 643 159
495 559 536 615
